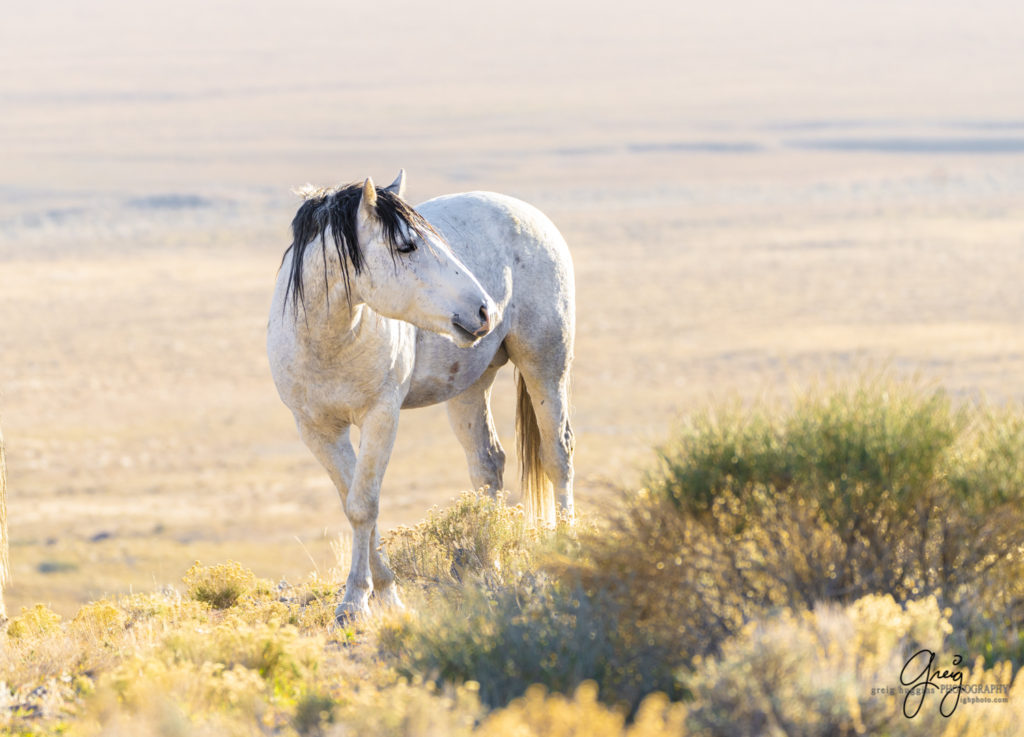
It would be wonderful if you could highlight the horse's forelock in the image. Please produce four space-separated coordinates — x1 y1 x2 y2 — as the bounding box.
282 183 433 314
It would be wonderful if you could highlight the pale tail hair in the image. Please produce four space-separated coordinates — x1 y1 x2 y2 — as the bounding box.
516 371 556 526
1 424 8 621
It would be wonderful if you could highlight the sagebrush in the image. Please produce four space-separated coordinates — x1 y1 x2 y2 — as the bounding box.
4 379 1024 736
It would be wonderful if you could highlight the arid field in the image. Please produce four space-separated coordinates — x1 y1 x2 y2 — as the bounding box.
4 1 1024 735
3 0 1024 616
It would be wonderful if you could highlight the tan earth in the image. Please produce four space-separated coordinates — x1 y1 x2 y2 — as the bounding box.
2 0 1023 615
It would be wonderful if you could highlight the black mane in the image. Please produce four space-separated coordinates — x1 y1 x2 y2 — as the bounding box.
283 183 436 312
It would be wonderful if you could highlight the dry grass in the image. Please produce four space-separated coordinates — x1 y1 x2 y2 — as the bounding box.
2 449 1024 734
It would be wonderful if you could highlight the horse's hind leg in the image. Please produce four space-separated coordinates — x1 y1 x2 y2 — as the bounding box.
368 522 401 608
507 338 575 519
447 364 506 495
519 368 575 516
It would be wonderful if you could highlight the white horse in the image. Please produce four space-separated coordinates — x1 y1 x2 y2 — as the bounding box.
267 171 575 619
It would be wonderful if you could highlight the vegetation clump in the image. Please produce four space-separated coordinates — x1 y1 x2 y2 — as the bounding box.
6 603 62 640
378 379 1024 717
182 560 269 609
3 378 1024 736
383 488 574 588
636 378 1024 664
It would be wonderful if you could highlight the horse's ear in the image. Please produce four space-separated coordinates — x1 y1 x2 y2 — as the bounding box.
384 169 407 199
359 177 378 222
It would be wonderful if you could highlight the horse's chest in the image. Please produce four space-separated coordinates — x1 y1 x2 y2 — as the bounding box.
279 343 409 428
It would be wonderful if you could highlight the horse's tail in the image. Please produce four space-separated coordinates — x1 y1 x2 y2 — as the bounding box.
516 371 555 527
1 423 8 621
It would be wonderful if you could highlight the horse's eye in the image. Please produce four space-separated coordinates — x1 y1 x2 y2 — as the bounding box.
397 240 417 254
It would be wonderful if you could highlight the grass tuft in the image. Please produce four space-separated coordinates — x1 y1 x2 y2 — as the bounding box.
182 560 269 609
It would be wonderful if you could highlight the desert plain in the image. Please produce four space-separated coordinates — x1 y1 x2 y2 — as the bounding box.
2 0 1024 615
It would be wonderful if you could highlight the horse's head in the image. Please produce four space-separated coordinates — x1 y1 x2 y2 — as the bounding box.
352 172 496 347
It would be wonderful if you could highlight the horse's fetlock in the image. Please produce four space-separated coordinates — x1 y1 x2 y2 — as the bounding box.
346 571 373 593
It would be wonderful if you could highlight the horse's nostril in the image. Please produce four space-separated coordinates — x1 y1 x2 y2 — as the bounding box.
479 304 489 325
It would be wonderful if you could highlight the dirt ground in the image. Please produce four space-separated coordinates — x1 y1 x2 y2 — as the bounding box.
2 0 1024 615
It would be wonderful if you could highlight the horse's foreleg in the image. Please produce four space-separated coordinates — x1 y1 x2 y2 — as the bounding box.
298 423 356 503
297 419 400 617
336 402 401 620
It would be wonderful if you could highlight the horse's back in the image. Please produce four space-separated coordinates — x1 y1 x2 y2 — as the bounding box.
418 191 571 270
417 192 575 345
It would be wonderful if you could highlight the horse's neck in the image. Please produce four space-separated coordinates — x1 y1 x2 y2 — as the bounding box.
297 286 373 352
287 249 408 366
288 245 358 338
302 284 414 364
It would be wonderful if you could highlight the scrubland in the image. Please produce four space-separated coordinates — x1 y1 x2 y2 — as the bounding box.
5 2 1024 733
4 379 1023 735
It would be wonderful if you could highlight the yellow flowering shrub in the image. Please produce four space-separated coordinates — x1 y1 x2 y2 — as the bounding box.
6 603 62 640
182 560 268 609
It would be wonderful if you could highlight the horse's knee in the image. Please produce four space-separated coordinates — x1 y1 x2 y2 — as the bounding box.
345 495 379 527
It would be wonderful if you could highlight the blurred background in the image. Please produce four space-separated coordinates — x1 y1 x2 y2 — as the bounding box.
2 0 1024 614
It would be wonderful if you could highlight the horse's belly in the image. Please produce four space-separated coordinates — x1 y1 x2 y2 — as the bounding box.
402 331 507 409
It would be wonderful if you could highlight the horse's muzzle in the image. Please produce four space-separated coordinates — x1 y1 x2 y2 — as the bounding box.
452 299 495 343
475 304 492 336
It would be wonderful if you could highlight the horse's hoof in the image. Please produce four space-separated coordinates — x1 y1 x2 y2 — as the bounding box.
334 600 369 625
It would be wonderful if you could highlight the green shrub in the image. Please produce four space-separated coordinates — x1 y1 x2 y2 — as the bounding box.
649 403 781 516
291 691 337 736
332 679 481 737
72 600 128 639
383 489 575 588
380 382 1024 714
379 491 641 711
681 594 1024 737
648 378 963 518
183 561 267 609
378 578 680 712
948 408 1024 508
638 379 1024 662
9 379 1024 736
159 620 317 692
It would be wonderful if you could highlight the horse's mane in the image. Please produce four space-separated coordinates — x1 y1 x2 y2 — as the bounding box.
283 182 436 312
